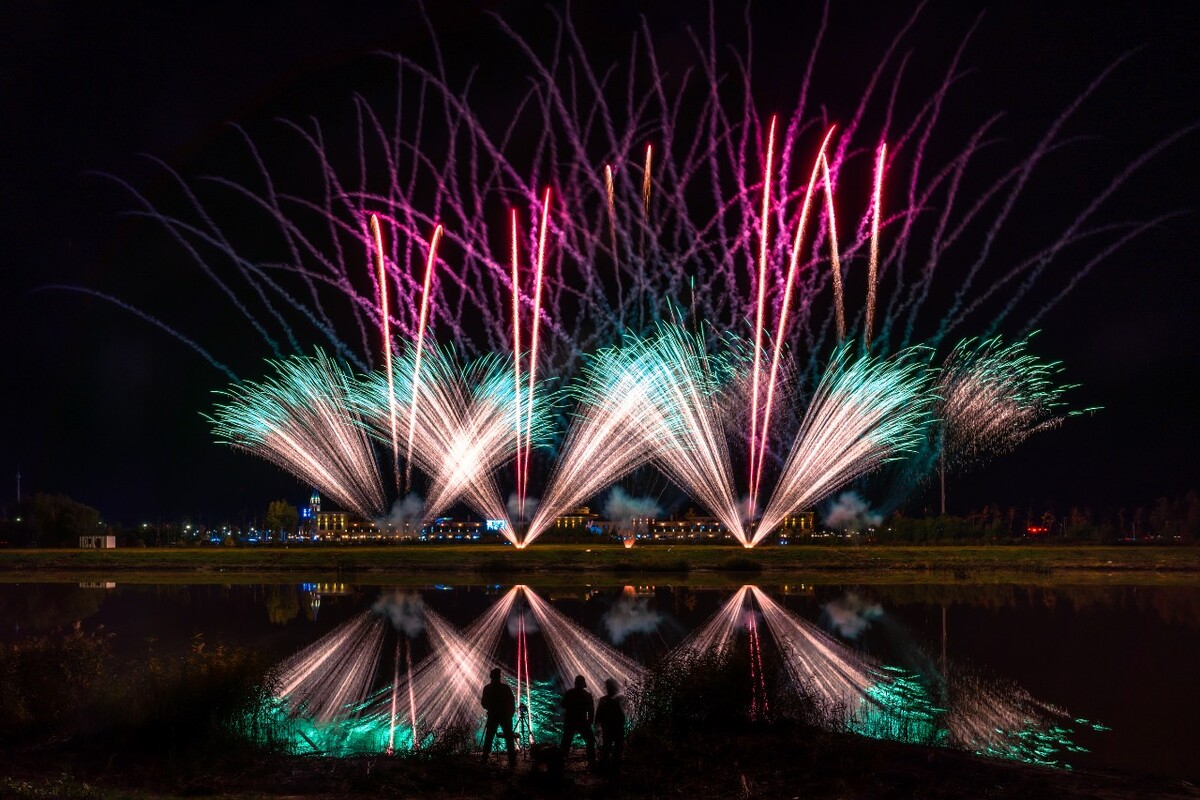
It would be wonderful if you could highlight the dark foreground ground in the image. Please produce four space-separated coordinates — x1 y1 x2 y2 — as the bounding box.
3 726 1196 800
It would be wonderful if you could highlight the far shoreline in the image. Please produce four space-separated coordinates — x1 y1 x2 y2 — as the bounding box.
2 544 1198 585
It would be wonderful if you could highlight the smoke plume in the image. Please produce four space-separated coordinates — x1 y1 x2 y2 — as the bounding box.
375 493 425 530
507 493 539 521
822 592 883 639
373 591 426 637
603 595 663 644
823 491 882 531
506 609 539 638
602 487 662 527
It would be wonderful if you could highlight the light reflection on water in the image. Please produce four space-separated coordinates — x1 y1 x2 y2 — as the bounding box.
1 580 1197 777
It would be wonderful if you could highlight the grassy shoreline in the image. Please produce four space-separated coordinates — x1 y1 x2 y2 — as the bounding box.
2 544 1198 582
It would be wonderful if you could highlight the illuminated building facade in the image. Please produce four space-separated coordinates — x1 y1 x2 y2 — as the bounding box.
551 506 612 532
300 489 320 538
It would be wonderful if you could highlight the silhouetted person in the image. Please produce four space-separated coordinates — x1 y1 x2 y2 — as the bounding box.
481 667 517 767
595 677 625 770
559 674 595 765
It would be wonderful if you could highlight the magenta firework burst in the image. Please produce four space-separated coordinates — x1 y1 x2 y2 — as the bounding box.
83 5 1186 386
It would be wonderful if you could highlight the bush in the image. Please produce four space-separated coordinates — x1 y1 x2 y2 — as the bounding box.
103 636 277 755
0 624 111 738
632 649 758 738
0 624 278 761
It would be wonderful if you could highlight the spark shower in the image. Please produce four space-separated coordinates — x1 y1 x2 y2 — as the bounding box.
209 114 1079 546
128 4 1158 539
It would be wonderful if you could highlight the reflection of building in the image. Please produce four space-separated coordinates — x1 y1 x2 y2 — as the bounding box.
301 581 353 621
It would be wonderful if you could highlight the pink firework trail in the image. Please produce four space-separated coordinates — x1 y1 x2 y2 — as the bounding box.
866 143 887 348
369 215 400 494
405 639 417 749
525 187 552 510
748 610 769 720
387 638 400 754
822 154 845 342
510 210 524 527
518 189 552 543
746 116 777 519
752 127 838 509
641 145 653 214
605 164 622 325
190 6 1178 551
405 224 443 492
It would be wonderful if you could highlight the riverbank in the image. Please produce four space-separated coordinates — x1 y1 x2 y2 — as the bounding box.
2 544 1198 581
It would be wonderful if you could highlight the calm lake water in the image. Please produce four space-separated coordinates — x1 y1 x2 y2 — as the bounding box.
2 578 1197 779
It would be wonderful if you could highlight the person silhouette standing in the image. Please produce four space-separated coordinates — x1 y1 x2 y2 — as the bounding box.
480 667 517 767
595 677 625 770
559 674 595 766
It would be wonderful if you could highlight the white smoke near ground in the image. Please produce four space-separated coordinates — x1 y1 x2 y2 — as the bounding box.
602 487 662 527
506 493 539 521
506 609 539 638
822 592 883 639
373 591 426 637
375 493 425 530
603 595 663 644
823 491 883 531
739 494 756 524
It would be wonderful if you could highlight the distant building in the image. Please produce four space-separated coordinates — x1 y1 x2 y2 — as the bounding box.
314 510 419 541
775 512 815 539
79 535 116 549
300 489 321 538
424 517 483 540
639 508 729 541
552 506 612 533
315 511 350 538
618 509 816 543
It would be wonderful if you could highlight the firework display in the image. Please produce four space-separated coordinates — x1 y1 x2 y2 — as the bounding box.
210 320 945 546
196 7 1099 542
208 351 386 521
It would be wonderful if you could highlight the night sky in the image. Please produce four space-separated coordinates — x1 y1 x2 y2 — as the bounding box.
2 1 1198 525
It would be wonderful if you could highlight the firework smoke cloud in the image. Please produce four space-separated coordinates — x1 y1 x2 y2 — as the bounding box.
373 592 427 638
822 593 884 640
824 491 883 532
603 596 664 645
